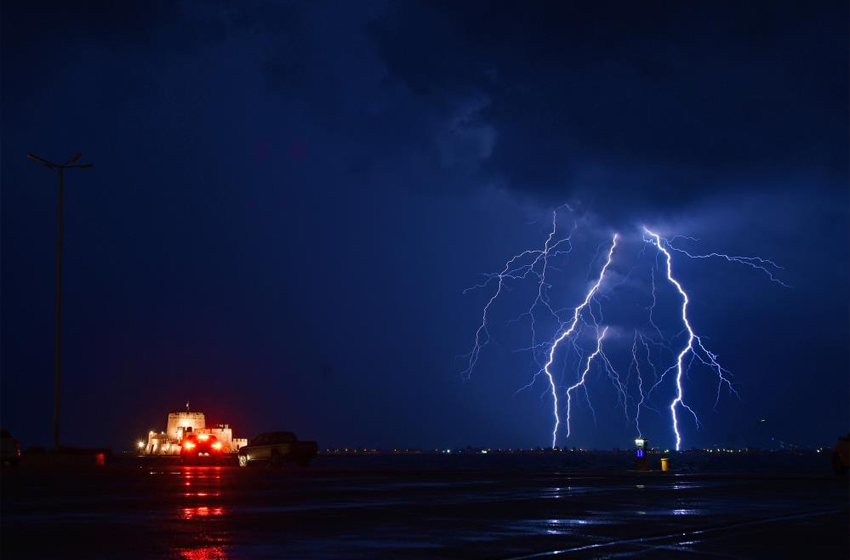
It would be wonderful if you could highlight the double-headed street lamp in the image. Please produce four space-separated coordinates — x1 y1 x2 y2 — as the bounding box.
27 153 93 451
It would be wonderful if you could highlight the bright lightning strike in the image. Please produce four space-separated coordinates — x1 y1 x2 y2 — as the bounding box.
643 227 739 451
462 211 785 451
541 234 617 447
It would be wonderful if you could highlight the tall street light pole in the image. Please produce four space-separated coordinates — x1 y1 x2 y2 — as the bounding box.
27 153 93 451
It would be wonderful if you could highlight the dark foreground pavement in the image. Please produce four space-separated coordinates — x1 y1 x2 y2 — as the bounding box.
2 457 848 559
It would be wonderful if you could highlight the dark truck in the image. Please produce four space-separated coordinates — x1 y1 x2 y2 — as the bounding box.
237 431 318 467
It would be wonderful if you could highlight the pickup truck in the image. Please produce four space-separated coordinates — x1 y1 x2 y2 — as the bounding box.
237 431 318 467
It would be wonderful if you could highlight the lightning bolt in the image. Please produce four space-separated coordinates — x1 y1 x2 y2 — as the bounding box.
630 330 646 437
542 234 618 447
521 212 578 379
643 227 742 451
565 326 608 438
599 338 630 423
462 207 574 380
462 210 785 451
665 241 791 288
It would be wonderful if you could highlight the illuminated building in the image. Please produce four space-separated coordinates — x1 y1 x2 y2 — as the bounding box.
142 410 247 455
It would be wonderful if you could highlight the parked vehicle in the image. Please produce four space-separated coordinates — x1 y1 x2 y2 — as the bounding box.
1 429 21 468
237 432 317 467
181 433 224 464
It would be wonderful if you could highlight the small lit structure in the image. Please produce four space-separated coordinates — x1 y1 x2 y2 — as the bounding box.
634 437 649 471
141 410 247 455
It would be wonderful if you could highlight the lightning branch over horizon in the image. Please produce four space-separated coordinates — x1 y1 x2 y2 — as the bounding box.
565 326 608 439
540 234 618 447
462 210 785 451
643 227 740 450
461 207 576 381
629 330 648 438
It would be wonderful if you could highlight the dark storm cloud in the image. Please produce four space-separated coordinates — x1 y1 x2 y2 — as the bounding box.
0 1 232 121
1 1 226 69
368 1 849 214
225 1 313 94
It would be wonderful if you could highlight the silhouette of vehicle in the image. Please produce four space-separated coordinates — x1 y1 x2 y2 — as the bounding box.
180 433 224 464
832 433 849 475
1 429 21 468
237 432 317 467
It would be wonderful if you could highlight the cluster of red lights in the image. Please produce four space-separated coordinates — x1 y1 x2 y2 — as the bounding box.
181 434 223 451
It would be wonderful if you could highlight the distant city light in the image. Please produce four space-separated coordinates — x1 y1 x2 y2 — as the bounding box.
137 441 145 449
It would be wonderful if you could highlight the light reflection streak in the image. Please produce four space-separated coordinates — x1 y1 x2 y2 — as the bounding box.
178 467 229 560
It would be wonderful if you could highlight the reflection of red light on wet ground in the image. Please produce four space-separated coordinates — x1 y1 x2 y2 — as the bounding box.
179 545 228 560
183 492 221 498
181 468 222 480
181 507 225 520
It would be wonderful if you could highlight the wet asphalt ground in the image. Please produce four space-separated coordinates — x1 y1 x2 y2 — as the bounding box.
1 456 848 559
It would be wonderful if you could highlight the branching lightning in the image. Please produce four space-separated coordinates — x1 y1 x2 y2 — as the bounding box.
629 330 647 437
665 242 791 288
643 228 744 450
462 209 786 450
643 228 699 451
540 234 617 447
462 207 575 381
565 327 608 438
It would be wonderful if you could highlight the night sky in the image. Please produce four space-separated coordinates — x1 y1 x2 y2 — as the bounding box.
2 1 847 451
